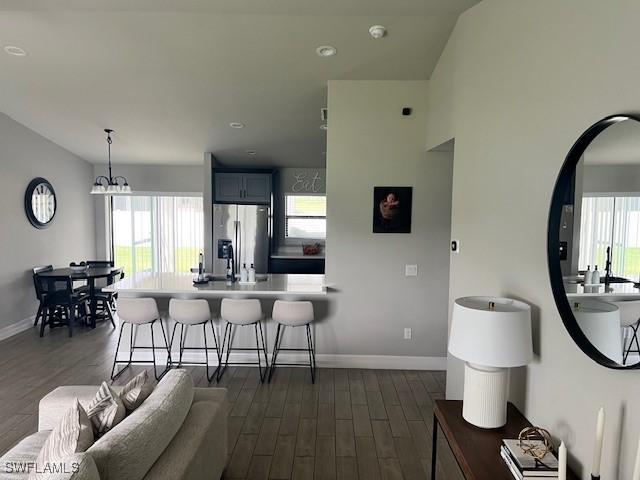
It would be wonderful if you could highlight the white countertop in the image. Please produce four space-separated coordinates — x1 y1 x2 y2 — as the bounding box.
564 281 640 298
104 273 327 297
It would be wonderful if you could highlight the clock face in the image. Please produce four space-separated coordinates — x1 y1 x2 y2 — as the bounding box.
25 178 57 228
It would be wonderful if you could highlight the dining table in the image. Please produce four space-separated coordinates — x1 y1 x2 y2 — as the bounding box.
37 266 123 328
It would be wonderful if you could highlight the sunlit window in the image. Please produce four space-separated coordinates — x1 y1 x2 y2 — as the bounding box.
285 195 326 240
579 195 640 278
112 195 203 275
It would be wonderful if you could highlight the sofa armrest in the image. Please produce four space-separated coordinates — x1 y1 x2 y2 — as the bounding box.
38 386 122 431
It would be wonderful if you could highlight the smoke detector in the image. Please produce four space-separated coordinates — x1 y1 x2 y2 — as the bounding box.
4 45 26 56
316 45 337 57
368 25 387 39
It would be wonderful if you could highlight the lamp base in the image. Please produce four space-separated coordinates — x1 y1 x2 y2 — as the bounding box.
462 363 509 429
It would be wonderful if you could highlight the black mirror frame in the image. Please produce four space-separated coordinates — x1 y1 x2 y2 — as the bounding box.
547 113 640 370
24 177 57 229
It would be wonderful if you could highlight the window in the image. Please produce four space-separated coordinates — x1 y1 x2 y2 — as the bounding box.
579 195 640 277
285 195 326 240
112 195 203 275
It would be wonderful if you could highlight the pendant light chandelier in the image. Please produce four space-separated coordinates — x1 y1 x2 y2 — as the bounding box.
90 129 131 195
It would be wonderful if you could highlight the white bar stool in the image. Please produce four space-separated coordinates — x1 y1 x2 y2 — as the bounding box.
218 299 269 383
168 298 220 382
111 297 170 381
269 300 316 383
610 300 640 365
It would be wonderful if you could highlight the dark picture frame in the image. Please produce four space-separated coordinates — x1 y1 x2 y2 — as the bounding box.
372 186 412 233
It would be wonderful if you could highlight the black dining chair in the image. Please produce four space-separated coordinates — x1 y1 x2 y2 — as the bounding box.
92 268 124 328
86 260 115 268
36 275 90 337
32 265 53 326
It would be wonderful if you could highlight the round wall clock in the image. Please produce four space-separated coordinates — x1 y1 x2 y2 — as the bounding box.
25 177 57 229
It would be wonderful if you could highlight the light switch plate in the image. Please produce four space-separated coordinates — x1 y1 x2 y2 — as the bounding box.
404 328 412 339
405 264 418 276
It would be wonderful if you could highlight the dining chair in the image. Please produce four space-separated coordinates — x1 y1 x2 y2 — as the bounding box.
86 260 115 268
32 265 53 326
36 275 90 337
92 268 124 327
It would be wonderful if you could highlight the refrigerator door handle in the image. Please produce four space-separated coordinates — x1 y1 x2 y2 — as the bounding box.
235 220 241 275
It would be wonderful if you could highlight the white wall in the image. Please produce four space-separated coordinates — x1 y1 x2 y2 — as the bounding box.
0 112 95 333
93 164 203 258
583 165 640 194
324 80 452 362
426 1 640 478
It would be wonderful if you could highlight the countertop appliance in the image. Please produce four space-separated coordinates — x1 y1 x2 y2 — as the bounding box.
213 204 270 277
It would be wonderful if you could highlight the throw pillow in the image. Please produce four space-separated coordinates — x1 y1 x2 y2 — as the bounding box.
119 370 154 412
86 382 126 436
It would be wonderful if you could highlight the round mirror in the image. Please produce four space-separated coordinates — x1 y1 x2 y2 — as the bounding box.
549 114 640 369
24 177 57 229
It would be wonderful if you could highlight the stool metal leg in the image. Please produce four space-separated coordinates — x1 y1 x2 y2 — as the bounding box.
254 322 269 383
306 323 316 384
150 320 170 381
268 324 284 383
217 322 233 382
110 322 130 380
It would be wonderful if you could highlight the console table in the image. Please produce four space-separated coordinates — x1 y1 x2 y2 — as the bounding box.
432 400 579 479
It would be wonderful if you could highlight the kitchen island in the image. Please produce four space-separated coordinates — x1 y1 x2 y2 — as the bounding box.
104 272 327 298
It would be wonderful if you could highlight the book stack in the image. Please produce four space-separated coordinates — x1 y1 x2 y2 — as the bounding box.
500 439 559 479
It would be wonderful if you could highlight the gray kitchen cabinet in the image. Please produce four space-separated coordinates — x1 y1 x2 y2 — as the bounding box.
214 172 271 204
242 173 271 203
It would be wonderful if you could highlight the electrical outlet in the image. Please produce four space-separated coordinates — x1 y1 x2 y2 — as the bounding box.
404 328 412 340
451 239 460 253
405 264 418 276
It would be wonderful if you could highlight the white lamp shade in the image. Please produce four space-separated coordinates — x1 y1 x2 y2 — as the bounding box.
90 184 106 194
449 296 533 368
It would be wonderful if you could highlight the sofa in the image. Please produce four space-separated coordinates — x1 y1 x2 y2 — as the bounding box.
0 369 227 480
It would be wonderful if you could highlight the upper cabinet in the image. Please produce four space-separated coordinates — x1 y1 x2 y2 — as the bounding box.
214 171 272 204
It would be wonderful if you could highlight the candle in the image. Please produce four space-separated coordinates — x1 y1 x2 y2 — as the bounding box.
632 434 640 480
592 407 605 477
558 441 567 480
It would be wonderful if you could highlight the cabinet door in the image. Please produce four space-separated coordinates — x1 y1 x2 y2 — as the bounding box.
214 173 244 203
242 173 272 204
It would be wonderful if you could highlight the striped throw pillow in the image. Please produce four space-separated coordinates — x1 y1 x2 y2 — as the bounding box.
120 370 154 412
86 382 126 436
31 399 94 479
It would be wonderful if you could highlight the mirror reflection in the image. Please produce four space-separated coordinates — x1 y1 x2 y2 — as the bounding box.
559 117 640 366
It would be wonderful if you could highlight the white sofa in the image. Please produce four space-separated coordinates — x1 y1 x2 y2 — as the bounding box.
0 369 227 480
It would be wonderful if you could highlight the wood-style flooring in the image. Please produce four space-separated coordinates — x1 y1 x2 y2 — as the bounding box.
0 322 464 480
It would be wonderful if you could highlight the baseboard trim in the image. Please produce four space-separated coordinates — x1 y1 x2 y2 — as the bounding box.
0 316 35 342
116 351 446 371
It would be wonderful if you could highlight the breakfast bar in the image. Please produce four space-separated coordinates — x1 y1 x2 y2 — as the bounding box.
104 273 327 298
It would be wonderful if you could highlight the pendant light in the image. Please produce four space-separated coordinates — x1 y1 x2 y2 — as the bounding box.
90 129 131 195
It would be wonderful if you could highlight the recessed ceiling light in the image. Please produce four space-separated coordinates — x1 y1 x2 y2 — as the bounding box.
229 122 244 129
246 150 257 155
4 45 26 56
320 124 328 131
369 25 387 39
316 45 337 57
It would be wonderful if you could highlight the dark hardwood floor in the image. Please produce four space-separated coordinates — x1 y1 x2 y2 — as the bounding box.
0 322 464 480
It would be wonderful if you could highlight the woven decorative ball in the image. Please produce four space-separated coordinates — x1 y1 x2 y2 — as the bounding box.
517 426 552 460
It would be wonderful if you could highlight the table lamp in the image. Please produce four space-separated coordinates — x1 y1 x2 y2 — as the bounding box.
448 296 533 429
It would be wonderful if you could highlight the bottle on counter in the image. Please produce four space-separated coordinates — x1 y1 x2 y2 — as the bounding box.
198 252 204 281
226 265 233 286
240 263 248 283
248 263 256 283
592 265 601 285
584 265 592 285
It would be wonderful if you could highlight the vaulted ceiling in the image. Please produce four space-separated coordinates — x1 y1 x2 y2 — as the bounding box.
0 0 479 167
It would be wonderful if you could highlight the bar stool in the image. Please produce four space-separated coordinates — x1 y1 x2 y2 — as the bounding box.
269 300 316 383
611 300 640 365
218 299 269 383
111 297 171 381
168 299 221 382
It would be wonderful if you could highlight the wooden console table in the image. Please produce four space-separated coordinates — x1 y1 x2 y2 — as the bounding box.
432 400 579 480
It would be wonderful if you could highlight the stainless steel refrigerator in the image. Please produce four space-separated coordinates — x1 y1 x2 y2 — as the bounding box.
212 204 270 276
